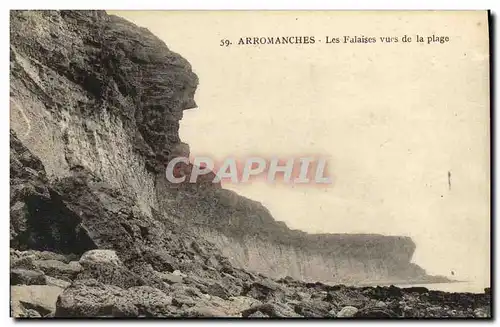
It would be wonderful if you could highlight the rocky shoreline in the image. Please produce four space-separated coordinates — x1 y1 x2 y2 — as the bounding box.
11 248 491 318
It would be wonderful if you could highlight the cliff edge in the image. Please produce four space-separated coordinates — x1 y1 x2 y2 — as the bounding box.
11 10 434 290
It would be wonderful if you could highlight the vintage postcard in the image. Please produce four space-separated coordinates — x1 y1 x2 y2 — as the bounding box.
9 10 491 318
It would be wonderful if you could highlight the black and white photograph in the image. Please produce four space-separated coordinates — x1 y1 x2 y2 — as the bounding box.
8 8 492 319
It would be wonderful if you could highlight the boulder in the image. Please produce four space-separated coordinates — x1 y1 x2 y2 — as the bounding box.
34 260 82 280
474 307 490 318
241 302 301 318
128 286 172 316
181 304 228 317
11 269 46 286
290 291 310 301
172 294 196 308
45 276 71 289
172 270 187 278
310 291 328 301
326 287 369 308
11 256 36 270
158 272 183 285
247 311 269 318
336 306 359 318
171 284 203 298
242 280 286 302
143 249 177 272
76 261 145 289
79 249 122 267
362 285 403 300
20 309 42 318
294 300 332 317
206 282 230 300
55 279 137 317
16 250 77 264
228 296 262 314
327 308 338 317
11 285 64 317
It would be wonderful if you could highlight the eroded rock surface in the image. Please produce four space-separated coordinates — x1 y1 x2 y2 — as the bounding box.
9 10 491 318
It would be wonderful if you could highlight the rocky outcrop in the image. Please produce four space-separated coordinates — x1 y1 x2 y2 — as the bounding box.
9 10 489 318
10 247 491 318
158 179 433 283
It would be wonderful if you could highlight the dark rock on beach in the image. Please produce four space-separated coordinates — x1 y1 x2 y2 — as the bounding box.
9 247 492 318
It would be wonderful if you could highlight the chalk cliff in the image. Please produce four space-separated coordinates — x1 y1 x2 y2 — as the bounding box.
159 186 429 284
10 10 432 288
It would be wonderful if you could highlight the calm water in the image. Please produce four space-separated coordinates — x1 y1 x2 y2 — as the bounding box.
396 281 489 294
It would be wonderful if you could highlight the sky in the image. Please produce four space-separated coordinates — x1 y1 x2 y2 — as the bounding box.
112 11 490 287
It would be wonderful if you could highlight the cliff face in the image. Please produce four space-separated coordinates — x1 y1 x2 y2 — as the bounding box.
10 10 428 286
195 229 423 284
157 186 427 284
